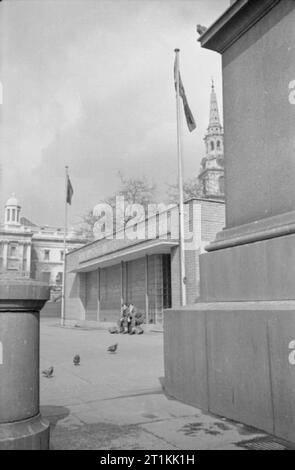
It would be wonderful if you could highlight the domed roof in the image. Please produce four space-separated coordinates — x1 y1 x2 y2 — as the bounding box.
6 193 20 207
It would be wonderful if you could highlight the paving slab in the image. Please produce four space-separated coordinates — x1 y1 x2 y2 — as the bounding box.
141 415 266 450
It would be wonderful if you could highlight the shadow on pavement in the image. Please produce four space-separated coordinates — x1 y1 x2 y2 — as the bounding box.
40 405 70 430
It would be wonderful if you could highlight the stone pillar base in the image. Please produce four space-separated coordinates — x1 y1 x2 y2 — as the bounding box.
0 414 50 450
164 301 295 444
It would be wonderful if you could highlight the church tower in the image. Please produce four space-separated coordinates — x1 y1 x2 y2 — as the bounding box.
198 80 225 200
4 194 21 229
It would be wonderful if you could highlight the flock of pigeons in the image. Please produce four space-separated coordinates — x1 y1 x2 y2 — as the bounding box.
41 344 119 379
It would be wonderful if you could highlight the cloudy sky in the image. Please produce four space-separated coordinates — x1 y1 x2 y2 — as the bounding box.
0 0 228 228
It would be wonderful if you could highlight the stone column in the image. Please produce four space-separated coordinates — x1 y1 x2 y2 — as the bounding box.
0 279 50 449
145 255 149 325
26 243 31 276
120 261 124 306
2 243 8 270
97 268 100 322
19 242 24 275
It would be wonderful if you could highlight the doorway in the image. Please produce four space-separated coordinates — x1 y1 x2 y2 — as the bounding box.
162 254 172 309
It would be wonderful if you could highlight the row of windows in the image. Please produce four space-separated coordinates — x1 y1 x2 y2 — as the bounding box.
6 208 20 223
0 246 65 261
44 250 64 261
209 140 222 151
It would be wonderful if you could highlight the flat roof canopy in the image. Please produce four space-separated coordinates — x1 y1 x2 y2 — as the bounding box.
72 239 179 273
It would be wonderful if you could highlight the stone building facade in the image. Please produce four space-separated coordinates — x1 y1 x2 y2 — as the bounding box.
0 195 87 292
0 195 32 277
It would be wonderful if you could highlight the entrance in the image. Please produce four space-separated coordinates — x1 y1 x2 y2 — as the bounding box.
162 254 172 309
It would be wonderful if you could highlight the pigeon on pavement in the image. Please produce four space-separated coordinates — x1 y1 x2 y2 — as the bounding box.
107 343 118 353
73 354 80 366
42 366 54 378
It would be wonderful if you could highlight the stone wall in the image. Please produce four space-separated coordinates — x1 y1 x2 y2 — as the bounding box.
164 303 295 443
99 264 121 322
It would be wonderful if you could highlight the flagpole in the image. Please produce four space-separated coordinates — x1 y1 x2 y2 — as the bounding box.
61 165 68 327
174 49 187 307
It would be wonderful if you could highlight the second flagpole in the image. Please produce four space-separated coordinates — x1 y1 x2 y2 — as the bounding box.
174 48 187 307
61 165 68 326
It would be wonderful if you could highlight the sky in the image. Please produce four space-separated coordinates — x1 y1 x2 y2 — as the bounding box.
0 0 229 229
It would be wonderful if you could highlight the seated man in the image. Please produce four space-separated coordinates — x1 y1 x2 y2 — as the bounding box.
118 302 128 333
127 303 135 334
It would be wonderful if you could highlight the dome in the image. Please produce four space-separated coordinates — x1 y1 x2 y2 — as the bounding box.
6 193 20 207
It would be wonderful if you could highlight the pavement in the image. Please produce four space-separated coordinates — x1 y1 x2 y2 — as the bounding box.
40 318 291 451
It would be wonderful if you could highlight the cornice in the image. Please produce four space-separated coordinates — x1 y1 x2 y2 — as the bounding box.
199 0 281 53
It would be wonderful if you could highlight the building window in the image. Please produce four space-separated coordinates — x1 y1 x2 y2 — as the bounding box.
12 209 16 222
60 251 64 261
56 272 63 285
7 209 10 222
9 244 17 257
210 141 215 151
44 250 50 261
217 140 221 149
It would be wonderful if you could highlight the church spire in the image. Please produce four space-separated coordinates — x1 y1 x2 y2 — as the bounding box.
198 80 225 201
208 79 222 131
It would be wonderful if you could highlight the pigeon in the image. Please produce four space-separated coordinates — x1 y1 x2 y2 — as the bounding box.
197 24 208 36
107 343 118 353
42 366 54 378
73 354 80 366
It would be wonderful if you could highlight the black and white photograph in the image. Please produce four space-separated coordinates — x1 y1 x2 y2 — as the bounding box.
0 0 294 454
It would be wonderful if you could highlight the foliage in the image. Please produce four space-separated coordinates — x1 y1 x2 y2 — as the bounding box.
166 176 204 204
78 173 157 239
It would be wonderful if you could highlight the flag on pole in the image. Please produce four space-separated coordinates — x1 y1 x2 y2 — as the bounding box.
66 175 74 205
174 56 196 132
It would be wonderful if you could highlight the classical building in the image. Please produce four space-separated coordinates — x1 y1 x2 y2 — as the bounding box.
198 81 225 200
0 195 32 276
0 195 87 292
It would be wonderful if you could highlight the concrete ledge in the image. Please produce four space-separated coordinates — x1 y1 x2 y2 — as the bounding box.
0 279 50 299
0 414 50 450
0 279 50 312
201 233 295 301
199 0 280 53
207 209 295 251
173 300 295 311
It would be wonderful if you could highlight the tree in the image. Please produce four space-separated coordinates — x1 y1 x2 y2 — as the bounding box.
79 173 157 239
76 210 100 239
166 176 204 204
